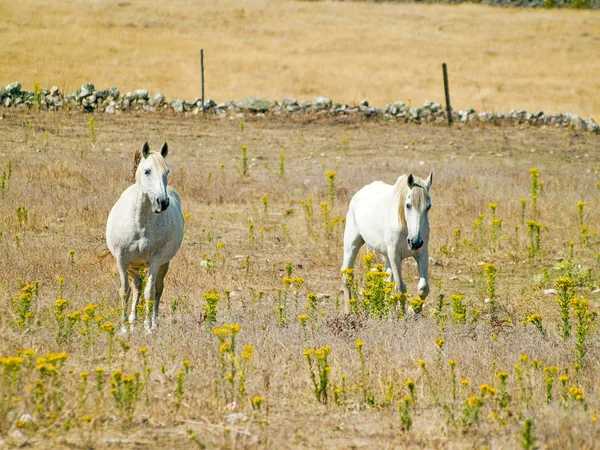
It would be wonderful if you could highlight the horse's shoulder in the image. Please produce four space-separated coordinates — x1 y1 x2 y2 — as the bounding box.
167 185 180 198
167 186 182 206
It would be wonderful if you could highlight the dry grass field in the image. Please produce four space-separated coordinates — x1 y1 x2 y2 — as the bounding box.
1 0 600 119
0 109 600 448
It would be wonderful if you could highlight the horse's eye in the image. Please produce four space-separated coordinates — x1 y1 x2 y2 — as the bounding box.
144 169 151 176
406 204 412 210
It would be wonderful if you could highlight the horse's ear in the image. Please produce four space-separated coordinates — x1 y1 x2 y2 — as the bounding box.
425 171 433 189
142 142 150 159
160 142 168 158
407 173 414 188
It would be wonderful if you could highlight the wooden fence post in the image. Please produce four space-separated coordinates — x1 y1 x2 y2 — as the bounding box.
200 49 205 115
442 63 453 125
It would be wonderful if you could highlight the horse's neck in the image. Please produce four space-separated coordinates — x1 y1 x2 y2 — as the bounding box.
131 184 155 226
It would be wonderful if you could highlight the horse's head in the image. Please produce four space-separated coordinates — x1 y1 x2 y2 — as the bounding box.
136 142 171 214
403 171 433 251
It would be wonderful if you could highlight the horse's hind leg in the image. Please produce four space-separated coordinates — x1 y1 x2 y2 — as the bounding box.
152 263 169 330
116 258 131 333
144 263 158 332
144 262 169 332
128 268 142 326
341 217 365 314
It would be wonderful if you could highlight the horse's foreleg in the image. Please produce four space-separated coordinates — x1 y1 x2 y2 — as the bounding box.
153 263 170 328
341 228 364 315
144 264 158 332
415 249 430 299
117 258 131 333
385 257 393 282
128 268 142 326
388 248 406 294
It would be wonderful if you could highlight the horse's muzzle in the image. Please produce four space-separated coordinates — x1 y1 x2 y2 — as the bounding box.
155 197 170 213
407 237 423 251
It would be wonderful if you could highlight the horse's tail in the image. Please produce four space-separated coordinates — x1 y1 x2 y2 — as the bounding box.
96 246 112 263
132 149 141 182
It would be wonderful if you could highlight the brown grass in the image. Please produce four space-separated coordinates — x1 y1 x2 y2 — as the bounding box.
1 0 599 119
0 110 599 447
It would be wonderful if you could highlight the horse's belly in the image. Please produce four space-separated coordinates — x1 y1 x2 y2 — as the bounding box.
359 229 388 254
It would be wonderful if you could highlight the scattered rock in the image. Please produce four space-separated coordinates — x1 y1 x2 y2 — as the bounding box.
544 289 558 295
232 96 276 113
312 96 332 111
133 89 149 100
5 82 21 96
203 98 216 110
170 99 184 113
153 92 165 105
77 83 95 100
363 106 380 117
282 97 297 106
408 107 421 119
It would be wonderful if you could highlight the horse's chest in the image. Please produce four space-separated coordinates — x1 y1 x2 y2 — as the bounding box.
126 231 158 259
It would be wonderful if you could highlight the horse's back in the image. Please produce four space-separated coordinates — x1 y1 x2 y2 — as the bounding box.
346 180 399 253
349 180 395 212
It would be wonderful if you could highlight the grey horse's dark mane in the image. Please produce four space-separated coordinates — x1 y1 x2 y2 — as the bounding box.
132 149 141 182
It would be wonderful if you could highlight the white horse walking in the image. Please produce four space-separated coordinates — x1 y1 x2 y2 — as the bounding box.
341 172 433 314
106 142 184 332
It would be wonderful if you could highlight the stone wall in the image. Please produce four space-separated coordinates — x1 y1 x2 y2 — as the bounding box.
1 82 598 132
338 0 599 8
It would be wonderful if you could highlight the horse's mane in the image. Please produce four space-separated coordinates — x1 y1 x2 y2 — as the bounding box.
395 175 428 228
132 149 141 182
132 151 169 184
